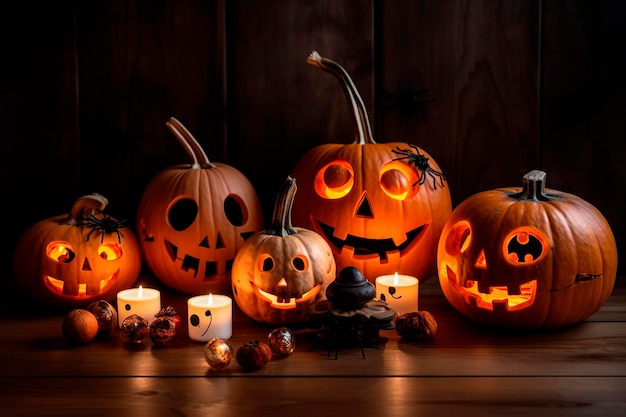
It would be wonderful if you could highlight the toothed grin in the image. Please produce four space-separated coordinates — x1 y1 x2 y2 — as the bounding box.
445 265 537 311
165 240 234 279
316 221 427 261
254 283 321 310
45 271 119 297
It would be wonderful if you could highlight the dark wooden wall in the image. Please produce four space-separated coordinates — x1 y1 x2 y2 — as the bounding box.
4 0 625 279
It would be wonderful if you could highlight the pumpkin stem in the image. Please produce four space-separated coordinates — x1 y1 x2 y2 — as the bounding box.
166 117 217 169
307 51 375 145
268 176 298 237
63 193 108 226
514 170 551 201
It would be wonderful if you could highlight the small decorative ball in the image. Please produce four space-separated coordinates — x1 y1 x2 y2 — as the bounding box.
155 306 182 331
149 315 177 345
121 314 149 343
86 300 118 337
396 311 438 340
62 309 99 345
326 266 375 310
204 338 234 370
267 327 295 357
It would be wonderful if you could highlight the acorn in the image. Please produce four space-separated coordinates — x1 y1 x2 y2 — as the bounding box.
326 266 375 310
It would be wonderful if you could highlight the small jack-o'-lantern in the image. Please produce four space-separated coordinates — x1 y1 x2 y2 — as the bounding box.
291 52 451 283
232 177 336 324
12 194 141 308
438 170 618 329
137 117 264 295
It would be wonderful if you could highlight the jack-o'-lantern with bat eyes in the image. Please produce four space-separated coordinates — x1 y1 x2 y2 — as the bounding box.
437 170 618 329
12 193 141 308
137 118 264 295
291 52 451 283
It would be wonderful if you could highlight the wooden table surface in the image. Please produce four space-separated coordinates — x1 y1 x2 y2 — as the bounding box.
1 273 624 417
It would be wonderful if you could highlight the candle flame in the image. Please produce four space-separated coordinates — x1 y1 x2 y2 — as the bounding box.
138 285 143 298
393 272 399 286
208 293 213 306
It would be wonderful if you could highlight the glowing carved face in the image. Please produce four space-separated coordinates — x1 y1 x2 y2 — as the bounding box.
437 173 617 329
232 229 336 325
291 143 452 282
13 204 142 308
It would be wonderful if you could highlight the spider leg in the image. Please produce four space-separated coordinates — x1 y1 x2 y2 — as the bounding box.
85 228 96 242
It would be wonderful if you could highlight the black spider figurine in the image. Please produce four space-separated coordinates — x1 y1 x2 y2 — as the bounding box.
82 215 127 243
382 81 435 124
392 144 447 190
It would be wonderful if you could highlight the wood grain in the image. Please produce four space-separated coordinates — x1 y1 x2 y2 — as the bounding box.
0 276 624 415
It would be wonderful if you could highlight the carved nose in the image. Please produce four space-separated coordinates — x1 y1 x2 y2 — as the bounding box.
356 194 373 218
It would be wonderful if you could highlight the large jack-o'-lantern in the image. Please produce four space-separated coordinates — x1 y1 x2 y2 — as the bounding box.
12 193 141 308
137 117 264 295
232 177 336 324
438 170 618 329
291 51 451 282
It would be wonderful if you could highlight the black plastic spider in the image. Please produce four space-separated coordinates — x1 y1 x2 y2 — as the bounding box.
392 144 447 190
82 215 127 243
382 81 435 124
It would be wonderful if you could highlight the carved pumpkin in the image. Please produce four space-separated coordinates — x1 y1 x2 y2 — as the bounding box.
137 117 264 295
291 52 451 283
232 176 336 324
12 194 141 308
437 170 618 329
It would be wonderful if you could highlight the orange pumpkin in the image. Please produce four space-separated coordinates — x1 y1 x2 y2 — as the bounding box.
137 117 264 295
437 170 618 329
12 194 141 308
291 52 451 283
232 176 336 324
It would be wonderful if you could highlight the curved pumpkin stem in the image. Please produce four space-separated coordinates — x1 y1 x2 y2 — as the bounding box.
514 170 552 202
267 176 298 237
307 51 375 145
63 193 108 226
166 117 217 169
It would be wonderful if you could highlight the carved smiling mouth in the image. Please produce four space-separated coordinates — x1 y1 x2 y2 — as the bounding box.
253 282 322 310
164 240 233 280
316 221 427 261
45 271 119 297
445 265 536 312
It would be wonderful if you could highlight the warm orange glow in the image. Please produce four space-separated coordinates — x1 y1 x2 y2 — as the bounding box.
256 284 321 309
47 242 74 263
314 161 354 199
379 161 419 200
98 244 121 260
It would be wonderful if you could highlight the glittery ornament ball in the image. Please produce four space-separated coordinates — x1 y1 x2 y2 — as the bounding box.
121 314 149 343
204 338 234 370
149 315 177 345
267 327 295 357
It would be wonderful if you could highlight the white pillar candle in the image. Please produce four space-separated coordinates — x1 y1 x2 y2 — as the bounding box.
375 272 419 315
117 286 161 326
188 294 232 341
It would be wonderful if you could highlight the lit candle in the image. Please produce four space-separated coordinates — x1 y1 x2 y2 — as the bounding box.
375 272 419 315
116 286 161 327
188 293 232 341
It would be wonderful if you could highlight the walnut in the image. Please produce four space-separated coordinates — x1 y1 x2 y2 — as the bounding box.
395 311 437 340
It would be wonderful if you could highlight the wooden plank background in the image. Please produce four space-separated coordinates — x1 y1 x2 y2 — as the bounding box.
4 0 625 284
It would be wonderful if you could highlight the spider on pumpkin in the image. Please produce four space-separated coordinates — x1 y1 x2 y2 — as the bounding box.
82 215 127 243
392 144 447 190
